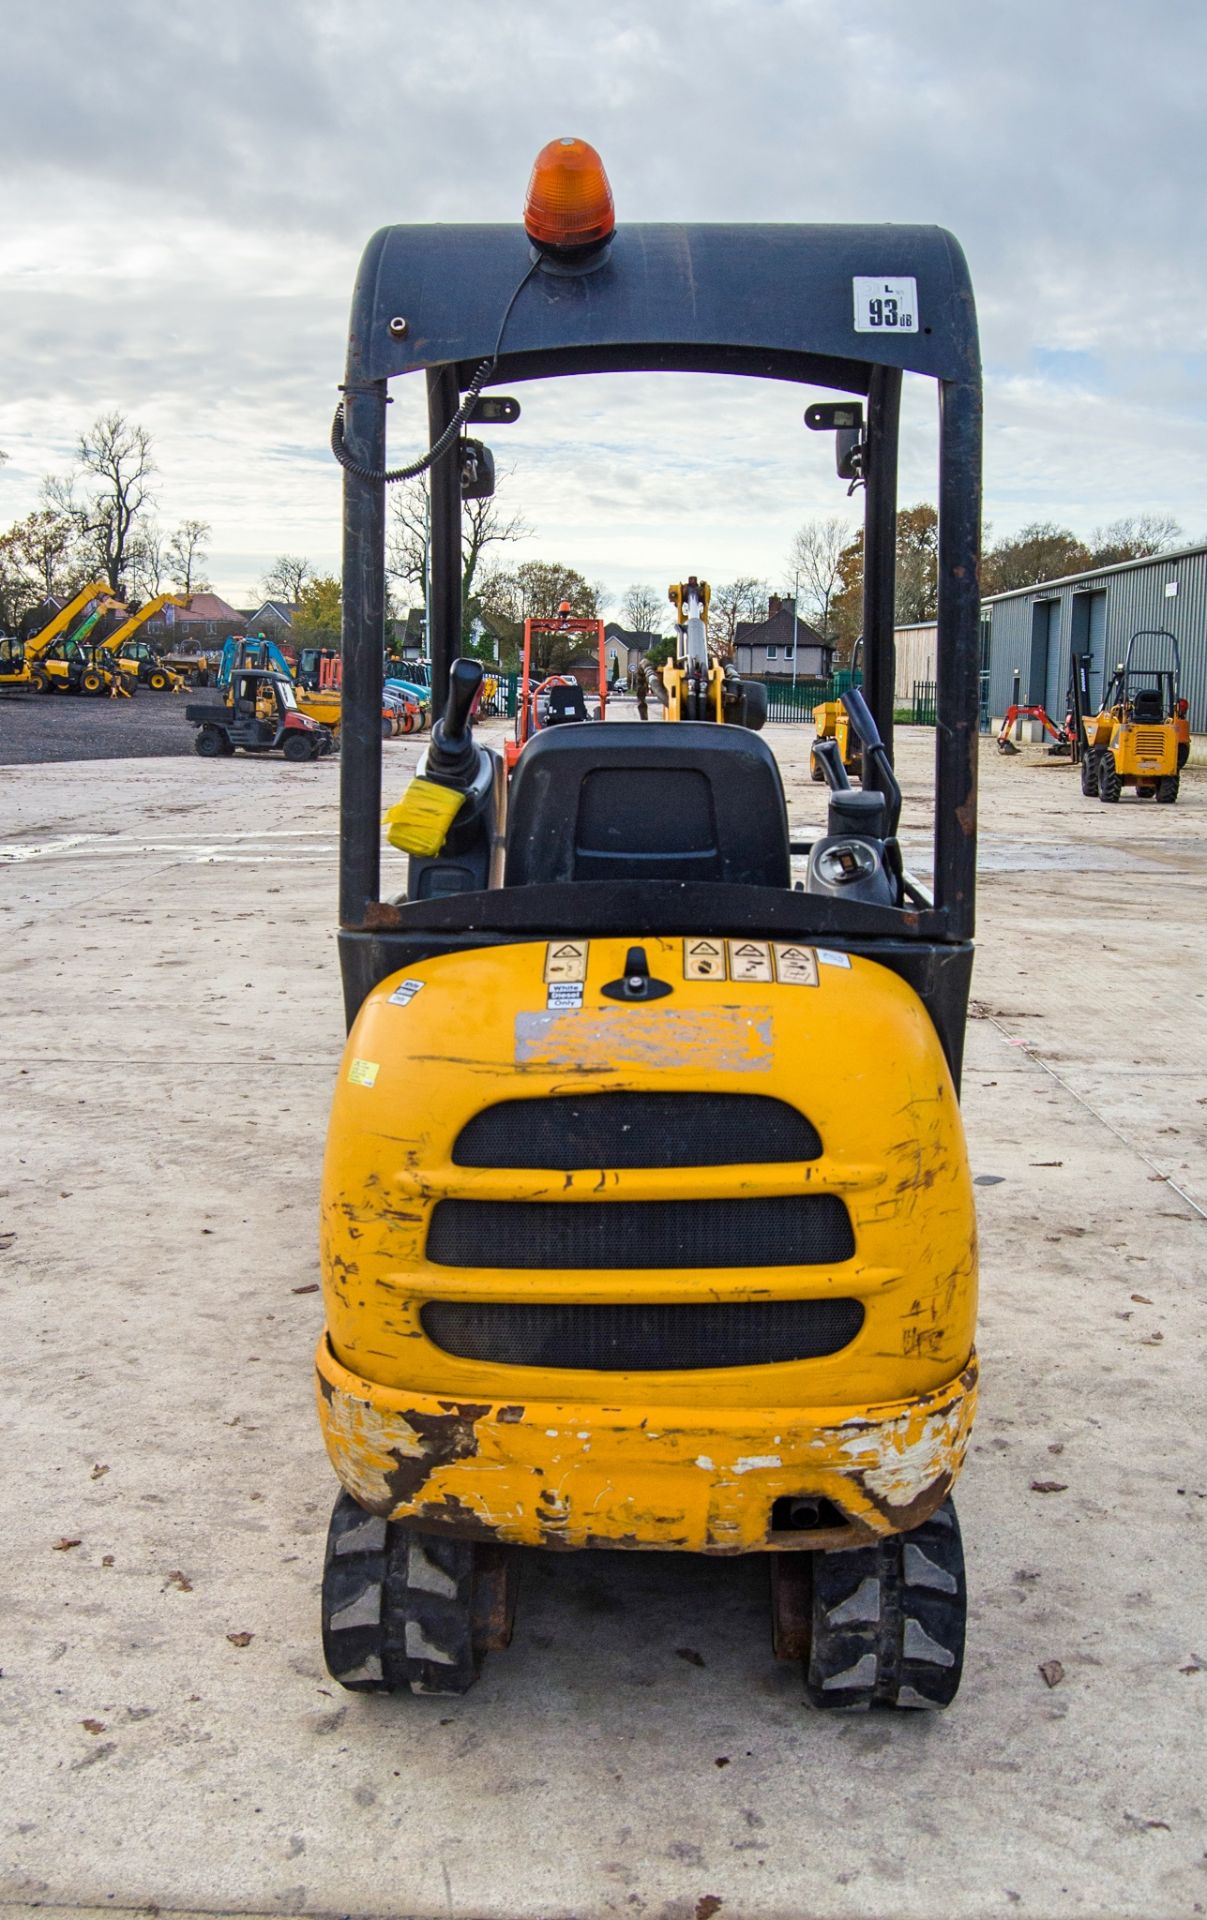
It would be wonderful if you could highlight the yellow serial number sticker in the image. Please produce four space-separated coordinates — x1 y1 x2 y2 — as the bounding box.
347 1058 379 1088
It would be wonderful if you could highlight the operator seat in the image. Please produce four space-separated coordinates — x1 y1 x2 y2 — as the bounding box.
504 721 791 888
1131 686 1164 723
544 681 589 724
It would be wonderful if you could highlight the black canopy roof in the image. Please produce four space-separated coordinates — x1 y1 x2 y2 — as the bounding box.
347 223 979 390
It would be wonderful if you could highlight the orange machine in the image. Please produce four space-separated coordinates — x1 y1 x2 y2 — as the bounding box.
505 601 606 771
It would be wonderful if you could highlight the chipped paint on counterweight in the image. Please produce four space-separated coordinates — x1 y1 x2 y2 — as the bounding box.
514 1007 773 1071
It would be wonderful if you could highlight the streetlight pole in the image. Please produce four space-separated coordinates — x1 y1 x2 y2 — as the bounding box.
792 572 799 690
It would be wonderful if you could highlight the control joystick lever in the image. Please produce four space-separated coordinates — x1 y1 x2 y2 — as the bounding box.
426 657 484 787
841 686 902 835
812 737 850 792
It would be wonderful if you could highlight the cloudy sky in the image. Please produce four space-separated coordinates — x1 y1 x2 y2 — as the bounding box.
2 0 1203 615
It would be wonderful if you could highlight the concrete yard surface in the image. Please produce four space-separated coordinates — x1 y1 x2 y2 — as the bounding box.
0 726 1204 1920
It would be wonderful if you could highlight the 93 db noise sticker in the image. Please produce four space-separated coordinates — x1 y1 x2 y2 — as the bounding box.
853 276 918 333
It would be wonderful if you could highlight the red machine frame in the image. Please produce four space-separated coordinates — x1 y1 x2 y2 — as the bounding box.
505 608 607 771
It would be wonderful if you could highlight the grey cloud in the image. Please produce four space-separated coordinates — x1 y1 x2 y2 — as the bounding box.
2 0 1206 596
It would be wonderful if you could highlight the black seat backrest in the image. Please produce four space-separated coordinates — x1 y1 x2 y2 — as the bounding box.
1131 685 1164 722
504 721 791 889
545 682 588 724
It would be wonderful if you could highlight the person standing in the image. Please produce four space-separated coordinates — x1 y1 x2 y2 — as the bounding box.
633 659 650 721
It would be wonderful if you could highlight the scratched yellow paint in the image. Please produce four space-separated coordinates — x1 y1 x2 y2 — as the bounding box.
317 935 978 1551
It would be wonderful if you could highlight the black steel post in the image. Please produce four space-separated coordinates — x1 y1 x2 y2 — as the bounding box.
861 364 902 765
934 376 982 942
427 366 463 714
338 377 387 928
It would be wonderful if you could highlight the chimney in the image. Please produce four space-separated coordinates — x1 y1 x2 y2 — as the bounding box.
768 594 782 618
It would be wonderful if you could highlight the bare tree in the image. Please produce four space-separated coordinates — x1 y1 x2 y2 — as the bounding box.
788 516 853 640
65 411 157 595
387 481 428 606
260 554 312 603
129 523 166 599
1088 513 1184 568
619 584 663 634
167 519 212 595
387 472 530 613
464 483 530 607
708 577 767 658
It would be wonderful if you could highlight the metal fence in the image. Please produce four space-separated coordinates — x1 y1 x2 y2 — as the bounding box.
762 678 832 723
489 671 863 726
910 674 993 732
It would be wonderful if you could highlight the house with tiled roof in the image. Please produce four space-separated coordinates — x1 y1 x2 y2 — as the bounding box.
604 622 662 681
733 595 833 681
141 592 247 648
246 599 298 634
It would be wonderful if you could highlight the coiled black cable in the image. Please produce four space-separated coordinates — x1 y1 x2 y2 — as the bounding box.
330 256 541 486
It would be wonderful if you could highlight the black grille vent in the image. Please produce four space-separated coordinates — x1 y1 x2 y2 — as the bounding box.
453 1092 821 1169
426 1195 853 1270
421 1298 864 1371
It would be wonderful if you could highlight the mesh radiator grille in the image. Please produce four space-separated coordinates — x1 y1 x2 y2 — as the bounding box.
420 1297 864 1370
426 1195 854 1269
453 1092 821 1169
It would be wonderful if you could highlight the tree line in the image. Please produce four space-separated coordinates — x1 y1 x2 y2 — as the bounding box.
4 417 1187 666
0 412 214 629
785 507 1190 663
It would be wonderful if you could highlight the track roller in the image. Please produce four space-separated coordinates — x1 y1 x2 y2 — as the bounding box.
322 1490 517 1696
772 1497 966 1711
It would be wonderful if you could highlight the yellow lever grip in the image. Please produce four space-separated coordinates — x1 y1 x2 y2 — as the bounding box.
383 777 466 857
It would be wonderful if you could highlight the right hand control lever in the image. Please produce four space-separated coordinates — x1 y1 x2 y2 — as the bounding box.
841 686 902 836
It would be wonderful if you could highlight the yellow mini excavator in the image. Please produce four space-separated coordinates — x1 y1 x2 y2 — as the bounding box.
659 576 768 727
316 138 983 1711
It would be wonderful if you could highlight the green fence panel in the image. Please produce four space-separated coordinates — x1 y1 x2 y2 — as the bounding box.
763 678 834 723
912 679 937 726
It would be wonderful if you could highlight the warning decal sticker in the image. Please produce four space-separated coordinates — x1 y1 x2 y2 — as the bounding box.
683 938 726 980
347 1058 380 1088
727 940 773 983
773 944 819 987
544 940 588 984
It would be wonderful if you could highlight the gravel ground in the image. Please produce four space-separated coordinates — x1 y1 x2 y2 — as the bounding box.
0 687 201 764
